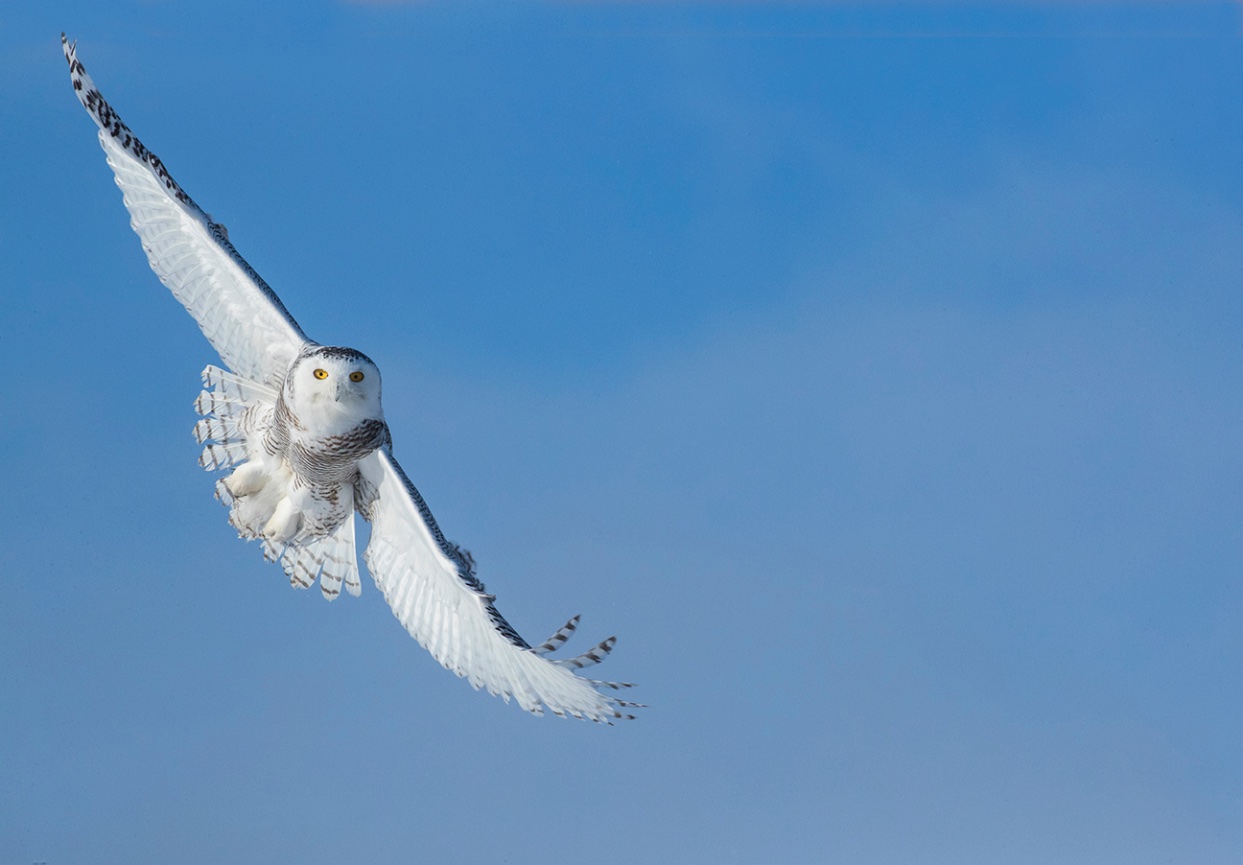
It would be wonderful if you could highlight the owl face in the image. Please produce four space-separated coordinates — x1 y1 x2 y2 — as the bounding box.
286 346 383 425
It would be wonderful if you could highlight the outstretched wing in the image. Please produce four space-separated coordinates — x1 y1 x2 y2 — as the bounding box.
357 449 639 722
63 35 309 387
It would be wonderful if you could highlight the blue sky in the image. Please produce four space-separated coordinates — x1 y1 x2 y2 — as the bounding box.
4 2 1243 862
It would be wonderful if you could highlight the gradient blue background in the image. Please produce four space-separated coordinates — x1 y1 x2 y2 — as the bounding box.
5 2 1243 862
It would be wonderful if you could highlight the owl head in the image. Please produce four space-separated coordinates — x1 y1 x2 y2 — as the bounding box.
285 345 383 425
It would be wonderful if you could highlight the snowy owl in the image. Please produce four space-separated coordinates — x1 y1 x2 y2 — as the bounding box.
63 35 638 723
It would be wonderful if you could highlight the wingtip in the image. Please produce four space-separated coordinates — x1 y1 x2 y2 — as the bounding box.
62 33 86 92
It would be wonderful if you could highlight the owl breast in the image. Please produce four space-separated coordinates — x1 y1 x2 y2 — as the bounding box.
285 416 390 486
258 391 389 536
267 392 389 483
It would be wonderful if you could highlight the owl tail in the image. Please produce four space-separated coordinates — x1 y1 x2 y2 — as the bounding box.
195 364 284 540
267 490 363 600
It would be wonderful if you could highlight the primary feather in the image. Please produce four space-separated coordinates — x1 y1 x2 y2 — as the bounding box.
64 35 638 723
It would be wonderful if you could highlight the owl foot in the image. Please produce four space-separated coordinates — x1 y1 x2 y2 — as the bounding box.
262 496 302 543
224 461 266 497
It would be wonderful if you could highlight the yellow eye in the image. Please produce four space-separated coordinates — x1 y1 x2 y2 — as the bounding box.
313 368 329 380
349 371 365 383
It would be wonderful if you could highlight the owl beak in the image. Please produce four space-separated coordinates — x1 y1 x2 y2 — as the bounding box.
334 379 347 402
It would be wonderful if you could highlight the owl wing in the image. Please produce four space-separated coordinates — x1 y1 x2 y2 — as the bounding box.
64 35 309 387
356 448 639 722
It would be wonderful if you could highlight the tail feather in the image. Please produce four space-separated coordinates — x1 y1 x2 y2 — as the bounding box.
532 615 580 656
551 635 618 670
198 441 248 470
316 490 361 600
266 503 363 600
193 416 244 445
201 365 277 401
262 538 283 563
283 543 319 589
527 617 638 717
195 363 278 538
195 389 246 418
194 370 273 419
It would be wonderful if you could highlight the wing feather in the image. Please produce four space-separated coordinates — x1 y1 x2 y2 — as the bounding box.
63 35 310 386
357 449 636 722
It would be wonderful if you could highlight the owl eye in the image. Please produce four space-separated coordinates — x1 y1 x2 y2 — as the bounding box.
349 371 365 383
313 368 329 380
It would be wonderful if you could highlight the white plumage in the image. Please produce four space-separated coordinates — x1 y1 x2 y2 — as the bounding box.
64 35 638 723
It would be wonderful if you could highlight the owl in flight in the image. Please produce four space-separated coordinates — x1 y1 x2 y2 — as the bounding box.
63 35 638 723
